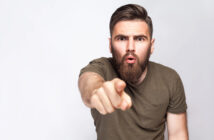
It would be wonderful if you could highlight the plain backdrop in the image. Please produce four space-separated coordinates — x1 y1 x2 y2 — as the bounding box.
0 0 214 140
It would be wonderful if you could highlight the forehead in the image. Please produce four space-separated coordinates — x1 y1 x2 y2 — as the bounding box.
112 20 150 37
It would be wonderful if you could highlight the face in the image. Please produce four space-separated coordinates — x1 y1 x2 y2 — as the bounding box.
110 20 155 83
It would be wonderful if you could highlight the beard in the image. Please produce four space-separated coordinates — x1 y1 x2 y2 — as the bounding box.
111 44 151 84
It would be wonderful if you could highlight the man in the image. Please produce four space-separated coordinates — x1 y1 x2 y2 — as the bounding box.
78 4 188 140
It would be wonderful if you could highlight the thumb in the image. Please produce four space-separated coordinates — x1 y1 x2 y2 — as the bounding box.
122 92 132 109
118 92 132 110
113 78 126 96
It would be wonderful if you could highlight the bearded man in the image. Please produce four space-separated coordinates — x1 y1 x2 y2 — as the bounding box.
78 4 188 140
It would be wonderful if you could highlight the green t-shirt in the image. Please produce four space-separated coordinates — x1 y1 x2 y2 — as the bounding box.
80 57 187 140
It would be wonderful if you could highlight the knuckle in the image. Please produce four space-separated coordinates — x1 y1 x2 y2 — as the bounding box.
113 78 120 81
100 111 107 115
102 81 111 88
90 94 98 106
106 105 114 113
91 94 98 101
96 87 104 96
108 108 115 113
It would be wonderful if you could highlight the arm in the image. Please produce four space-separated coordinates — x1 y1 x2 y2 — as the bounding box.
167 112 189 140
78 72 104 108
78 71 132 115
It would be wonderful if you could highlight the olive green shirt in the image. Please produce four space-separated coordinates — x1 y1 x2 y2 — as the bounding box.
80 57 187 140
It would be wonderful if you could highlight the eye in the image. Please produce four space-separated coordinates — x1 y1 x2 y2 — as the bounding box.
135 37 144 41
117 36 127 41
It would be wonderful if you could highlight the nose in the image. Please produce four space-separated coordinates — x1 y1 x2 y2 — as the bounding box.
126 38 135 52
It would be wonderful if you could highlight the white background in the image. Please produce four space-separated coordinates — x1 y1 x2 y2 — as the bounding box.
0 0 214 140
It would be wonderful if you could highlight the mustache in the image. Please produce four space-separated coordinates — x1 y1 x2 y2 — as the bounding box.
122 51 138 62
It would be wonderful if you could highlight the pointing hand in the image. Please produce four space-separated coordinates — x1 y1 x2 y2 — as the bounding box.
90 78 132 115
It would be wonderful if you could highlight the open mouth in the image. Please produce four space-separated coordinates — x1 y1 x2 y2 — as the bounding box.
125 55 136 64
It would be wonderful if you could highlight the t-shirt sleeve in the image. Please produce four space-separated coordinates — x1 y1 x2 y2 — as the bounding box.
79 58 106 79
167 72 187 114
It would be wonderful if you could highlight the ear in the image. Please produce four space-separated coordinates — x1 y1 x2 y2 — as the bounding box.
150 38 155 54
109 37 112 53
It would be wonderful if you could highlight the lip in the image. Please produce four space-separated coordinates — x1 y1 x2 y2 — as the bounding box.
125 55 136 64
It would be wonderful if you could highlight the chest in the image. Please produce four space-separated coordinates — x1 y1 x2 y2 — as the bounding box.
124 83 170 129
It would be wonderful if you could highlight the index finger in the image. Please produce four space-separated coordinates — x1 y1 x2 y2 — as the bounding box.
113 78 126 96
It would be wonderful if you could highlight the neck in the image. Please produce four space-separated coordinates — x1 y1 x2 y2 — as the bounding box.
136 66 148 85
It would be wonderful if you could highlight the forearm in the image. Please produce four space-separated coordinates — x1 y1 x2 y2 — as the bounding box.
167 112 189 140
168 130 188 140
78 72 104 108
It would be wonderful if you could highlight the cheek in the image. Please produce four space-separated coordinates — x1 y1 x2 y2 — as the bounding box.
114 50 124 62
136 46 150 61
113 46 126 59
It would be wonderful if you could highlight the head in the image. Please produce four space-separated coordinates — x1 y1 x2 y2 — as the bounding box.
109 4 155 84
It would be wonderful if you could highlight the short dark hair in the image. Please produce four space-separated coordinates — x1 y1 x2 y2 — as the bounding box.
109 4 153 39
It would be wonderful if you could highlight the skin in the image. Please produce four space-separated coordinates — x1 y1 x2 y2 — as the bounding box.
78 19 188 139
109 20 154 67
78 73 132 114
167 112 189 140
109 20 154 85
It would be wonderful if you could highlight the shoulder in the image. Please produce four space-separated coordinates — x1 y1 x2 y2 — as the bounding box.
148 61 183 91
149 61 185 94
149 61 180 79
89 57 112 65
79 57 116 80
149 61 176 73
80 57 111 73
